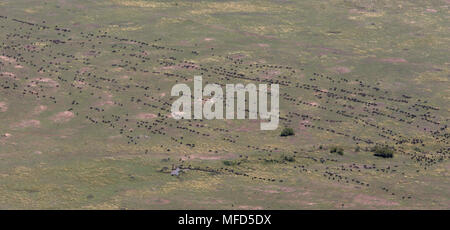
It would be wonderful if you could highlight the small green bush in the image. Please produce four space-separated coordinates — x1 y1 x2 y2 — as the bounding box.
280 127 295 136
281 155 295 162
371 145 394 158
222 160 238 166
330 146 344 155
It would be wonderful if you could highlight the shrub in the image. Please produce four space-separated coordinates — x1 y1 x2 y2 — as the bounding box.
222 160 238 166
281 155 295 162
371 145 394 158
280 127 295 136
263 159 278 164
330 146 344 155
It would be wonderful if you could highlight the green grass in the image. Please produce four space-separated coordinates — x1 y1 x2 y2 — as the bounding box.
0 0 448 209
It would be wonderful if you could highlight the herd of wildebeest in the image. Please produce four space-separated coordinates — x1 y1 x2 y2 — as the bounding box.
0 14 448 206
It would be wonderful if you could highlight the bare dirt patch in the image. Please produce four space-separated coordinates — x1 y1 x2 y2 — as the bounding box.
135 113 158 120
237 205 263 210
184 153 236 161
145 197 171 205
11 120 41 129
260 70 280 79
30 77 59 88
51 111 75 123
353 194 399 207
0 102 8 112
379 58 408 63
329 66 351 74
0 55 15 63
72 80 87 89
79 67 92 74
1 72 17 80
33 105 48 115
95 92 115 107
229 53 247 60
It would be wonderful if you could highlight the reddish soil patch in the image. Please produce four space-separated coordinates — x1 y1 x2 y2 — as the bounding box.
237 205 263 210
95 92 115 107
0 102 8 112
186 153 236 161
329 66 351 74
298 120 310 130
229 53 246 59
379 58 408 63
260 70 280 79
82 23 101 29
135 113 158 120
72 80 87 89
262 189 280 194
30 77 59 88
51 111 75 123
33 105 48 115
279 186 296 193
145 198 171 205
0 56 15 63
254 185 297 195
11 120 41 129
177 40 191 46
353 194 399 207
96 100 115 107
1 72 17 80
311 46 348 56
79 67 92 74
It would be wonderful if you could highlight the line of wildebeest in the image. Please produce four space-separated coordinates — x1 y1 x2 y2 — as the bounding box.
0 15 448 201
